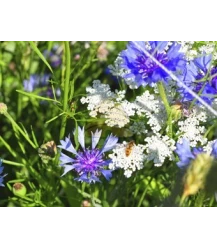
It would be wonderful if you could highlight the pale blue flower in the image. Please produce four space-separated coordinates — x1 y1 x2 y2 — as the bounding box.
58 127 118 183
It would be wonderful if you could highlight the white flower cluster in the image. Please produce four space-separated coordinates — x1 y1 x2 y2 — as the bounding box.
81 80 135 128
108 57 125 78
203 140 216 154
109 141 146 178
108 57 141 89
144 135 176 167
179 41 197 60
134 91 167 134
179 41 217 61
198 42 217 60
176 107 207 147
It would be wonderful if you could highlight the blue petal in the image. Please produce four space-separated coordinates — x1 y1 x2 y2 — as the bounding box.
59 153 75 165
75 173 101 183
211 141 217 158
193 54 212 73
149 41 168 52
101 170 113 181
58 136 77 155
0 173 7 187
91 129 102 149
192 147 203 156
175 139 195 168
100 134 118 154
78 126 85 150
61 165 74 176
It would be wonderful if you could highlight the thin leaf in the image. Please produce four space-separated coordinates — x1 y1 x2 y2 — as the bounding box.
16 90 61 104
29 41 53 74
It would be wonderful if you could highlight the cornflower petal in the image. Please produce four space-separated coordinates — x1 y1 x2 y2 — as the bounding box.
62 165 75 176
59 153 75 165
75 173 101 183
175 139 195 168
0 159 6 187
194 54 212 73
58 136 77 155
211 140 217 158
78 126 85 150
91 129 102 149
101 170 112 181
100 134 118 154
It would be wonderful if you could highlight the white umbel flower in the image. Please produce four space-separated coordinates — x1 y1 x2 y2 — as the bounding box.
81 80 135 128
109 141 146 178
177 107 207 147
179 41 197 60
203 140 217 154
144 135 176 167
134 91 167 134
108 57 125 77
105 105 130 128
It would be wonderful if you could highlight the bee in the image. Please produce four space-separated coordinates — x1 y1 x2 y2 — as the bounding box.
125 140 135 157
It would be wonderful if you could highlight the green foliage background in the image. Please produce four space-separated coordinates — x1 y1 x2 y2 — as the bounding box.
0 41 217 207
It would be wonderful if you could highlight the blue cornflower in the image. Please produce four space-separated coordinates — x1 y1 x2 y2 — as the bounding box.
118 41 186 88
58 127 118 183
23 74 50 92
0 159 7 187
175 138 217 169
43 45 62 68
23 74 61 99
179 54 217 105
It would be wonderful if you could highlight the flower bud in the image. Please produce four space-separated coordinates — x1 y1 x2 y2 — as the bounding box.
183 153 213 197
81 200 91 207
38 141 57 163
171 104 182 121
0 103 7 114
13 183 27 197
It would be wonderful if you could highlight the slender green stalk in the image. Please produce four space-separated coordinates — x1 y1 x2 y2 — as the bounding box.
4 112 37 149
157 82 172 138
3 159 25 167
90 185 96 207
137 177 153 207
59 42 71 140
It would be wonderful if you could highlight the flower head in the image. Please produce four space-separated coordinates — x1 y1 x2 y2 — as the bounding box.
175 138 217 198
58 127 118 183
43 44 62 68
23 74 61 99
0 103 7 114
0 159 7 187
175 138 217 169
115 41 186 89
179 54 217 105
108 141 146 178
23 74 50 92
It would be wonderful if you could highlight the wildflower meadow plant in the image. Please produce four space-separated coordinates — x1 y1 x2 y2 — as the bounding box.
2 41 217 207
58 127 118 183
111 41 186 89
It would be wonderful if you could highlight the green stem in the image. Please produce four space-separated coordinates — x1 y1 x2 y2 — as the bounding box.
2 159 25 167
59 41 71 140
90 185 96 207
4 112 36 149
157 82 172 138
